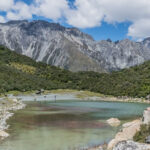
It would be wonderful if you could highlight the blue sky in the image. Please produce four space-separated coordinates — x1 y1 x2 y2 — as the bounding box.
81 22 131 41
0 0 150 41
61 18 131 41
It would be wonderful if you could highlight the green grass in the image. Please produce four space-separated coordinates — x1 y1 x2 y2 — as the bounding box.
46 89 106 99
5 90 37 96
75 90 105 99
47 89 78 94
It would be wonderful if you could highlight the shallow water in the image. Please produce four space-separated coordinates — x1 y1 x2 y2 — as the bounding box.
0 100 149 150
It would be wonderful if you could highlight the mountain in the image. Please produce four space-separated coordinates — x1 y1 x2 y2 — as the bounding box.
0 20 150 72
0 45 150 98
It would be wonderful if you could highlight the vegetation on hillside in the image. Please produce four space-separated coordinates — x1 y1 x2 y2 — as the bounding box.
133 124 150 143
0 45 150 98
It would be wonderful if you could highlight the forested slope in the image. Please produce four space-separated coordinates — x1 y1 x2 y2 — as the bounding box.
0 46 150 98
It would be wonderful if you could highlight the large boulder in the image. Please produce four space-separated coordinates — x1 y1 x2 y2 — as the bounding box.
107 118 121 127
0 130 9 139
145 135 150 144
113 140 150 150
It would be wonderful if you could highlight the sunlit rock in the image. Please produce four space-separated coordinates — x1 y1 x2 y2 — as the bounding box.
0 130 9 139
107 118 121 127
107 119 141 150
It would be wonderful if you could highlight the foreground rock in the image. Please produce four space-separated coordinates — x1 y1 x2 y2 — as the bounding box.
107 119 142 150
88 106 150 150
0 130 9 139
107 118 121 127
107 107 150 150
0 97 25 139
113 140 150 150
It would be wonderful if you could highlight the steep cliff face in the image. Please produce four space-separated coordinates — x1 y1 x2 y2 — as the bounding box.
93 39 147 71
0 20 150 72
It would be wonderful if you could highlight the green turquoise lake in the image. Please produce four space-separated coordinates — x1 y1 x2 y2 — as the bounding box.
0 100 149 150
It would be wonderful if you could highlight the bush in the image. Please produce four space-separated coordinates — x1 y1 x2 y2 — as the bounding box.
133 125 150 143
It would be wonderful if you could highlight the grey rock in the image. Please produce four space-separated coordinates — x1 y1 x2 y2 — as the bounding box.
113 140 150 150
0 20 150 72
143 107 150 124
146 95 150 100
145 136 150 144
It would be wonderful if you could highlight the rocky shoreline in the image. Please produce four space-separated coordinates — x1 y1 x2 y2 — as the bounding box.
0 97 25 140
88 107 150 150
107 119 142 150
10 89 150 104
0 91 150 150
111 107 150 150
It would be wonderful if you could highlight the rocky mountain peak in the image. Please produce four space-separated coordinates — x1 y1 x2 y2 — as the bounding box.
143 37 150 42
0 20 150 72
67 27 94 41
2 20 28 26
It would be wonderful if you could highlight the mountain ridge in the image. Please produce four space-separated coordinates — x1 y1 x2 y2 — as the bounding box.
0 20 150 72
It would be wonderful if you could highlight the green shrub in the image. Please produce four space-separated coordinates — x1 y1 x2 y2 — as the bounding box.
133 125 150 143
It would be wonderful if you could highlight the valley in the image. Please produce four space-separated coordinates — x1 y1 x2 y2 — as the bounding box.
0 20 150 150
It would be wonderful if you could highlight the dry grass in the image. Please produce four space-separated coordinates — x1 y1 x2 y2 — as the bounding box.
4 90 36 96
46 89 106 99
10 62 36 74
45 89 78 94
76 90 105 99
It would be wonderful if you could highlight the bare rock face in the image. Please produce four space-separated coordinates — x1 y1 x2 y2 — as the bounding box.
113 140 150 150
0 20 150 72
0 20 103 72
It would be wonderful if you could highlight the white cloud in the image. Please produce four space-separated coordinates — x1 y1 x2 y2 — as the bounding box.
128 19 150 39
7 2 32 20
0 0 69 23
66 0 104 28
1 0 150 39
32 0 69 20
100 0 150 23
65 0 150 39
0 0 14 11
0 16 6 23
